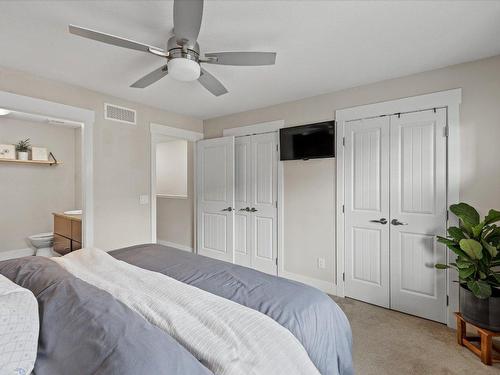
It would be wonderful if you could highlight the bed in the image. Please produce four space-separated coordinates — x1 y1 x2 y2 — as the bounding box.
0 244 353 375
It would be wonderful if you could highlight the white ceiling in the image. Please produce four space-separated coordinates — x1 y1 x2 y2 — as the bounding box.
1 1 500 119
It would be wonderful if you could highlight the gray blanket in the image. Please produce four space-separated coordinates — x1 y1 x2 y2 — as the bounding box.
0 257 213 375
111 244 353 375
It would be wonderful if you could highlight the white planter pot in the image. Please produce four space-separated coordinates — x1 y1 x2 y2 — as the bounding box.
17 151 29 160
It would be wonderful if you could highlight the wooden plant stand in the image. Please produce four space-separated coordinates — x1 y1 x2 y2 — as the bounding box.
456 312 500 365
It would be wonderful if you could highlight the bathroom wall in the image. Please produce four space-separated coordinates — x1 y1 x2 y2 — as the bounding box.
0 118 79 251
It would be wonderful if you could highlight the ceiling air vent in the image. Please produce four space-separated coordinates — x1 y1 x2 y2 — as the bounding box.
104 103 137 125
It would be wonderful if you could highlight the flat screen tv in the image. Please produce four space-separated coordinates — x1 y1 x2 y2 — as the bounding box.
279 121 335 161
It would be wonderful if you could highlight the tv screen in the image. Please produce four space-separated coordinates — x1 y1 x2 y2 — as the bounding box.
279 121 335 161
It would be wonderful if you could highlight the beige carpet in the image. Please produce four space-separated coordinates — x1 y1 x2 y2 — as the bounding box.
332 296 500 374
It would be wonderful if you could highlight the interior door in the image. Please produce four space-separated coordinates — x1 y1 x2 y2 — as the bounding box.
234 136 252 267
389 109 447 323
196 137 235 262
249 132 278 275
345 117 390 308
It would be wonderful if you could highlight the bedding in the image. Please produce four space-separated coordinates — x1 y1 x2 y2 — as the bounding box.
111 243 353 375
0 257 213 375
54 248 321 375
0 275 39 375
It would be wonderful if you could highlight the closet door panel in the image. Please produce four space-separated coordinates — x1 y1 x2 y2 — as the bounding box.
250 132 278 275
390 109 447 323
197 137 235 262
344 117 390 308
234 136 252 267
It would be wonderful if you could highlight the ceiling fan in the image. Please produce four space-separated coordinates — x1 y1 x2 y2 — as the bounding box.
68 0 276 96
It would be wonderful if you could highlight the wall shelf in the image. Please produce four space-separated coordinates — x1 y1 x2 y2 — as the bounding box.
0 158 62 166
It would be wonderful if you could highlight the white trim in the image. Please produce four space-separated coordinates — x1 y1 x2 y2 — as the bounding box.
150 123 203 244
280 270 337 295
0 90 95 247
157 239 193 253
335 88 461 328
0 248 35 261
222 120 285 137
150 123 204 142
156 194 188 199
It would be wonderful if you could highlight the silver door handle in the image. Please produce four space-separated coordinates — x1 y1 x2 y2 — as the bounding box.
391 219 408 226
250 207 258 212
370 218 387 224
239 207 250 212
221 207 233 212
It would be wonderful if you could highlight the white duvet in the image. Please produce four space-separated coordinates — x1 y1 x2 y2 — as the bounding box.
0 275 39 375
54 248 320 375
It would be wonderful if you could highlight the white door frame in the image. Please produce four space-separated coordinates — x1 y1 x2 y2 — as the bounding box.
223 120 285 277
149 123 203 246
335 88 461 328
0 90 95 247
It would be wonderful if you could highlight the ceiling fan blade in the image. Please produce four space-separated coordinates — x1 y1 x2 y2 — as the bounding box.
130 65 169 88
173 0 203 42
198 68 228 96
69 25 165 55
203 52 276 66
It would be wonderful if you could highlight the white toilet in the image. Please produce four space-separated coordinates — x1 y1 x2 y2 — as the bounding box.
27 232 60 257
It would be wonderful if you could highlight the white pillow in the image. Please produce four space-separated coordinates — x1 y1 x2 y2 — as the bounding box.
0 275 39 375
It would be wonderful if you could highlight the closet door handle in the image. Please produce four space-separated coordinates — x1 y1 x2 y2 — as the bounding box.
239 207 251 212
221 207 233 212
250 207 258 212
391 219 408 226
370 218 387 224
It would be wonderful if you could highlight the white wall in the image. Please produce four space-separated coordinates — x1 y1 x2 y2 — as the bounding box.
204 54 500 287
156 140 188 198
0 65 203 252
0 118 78 251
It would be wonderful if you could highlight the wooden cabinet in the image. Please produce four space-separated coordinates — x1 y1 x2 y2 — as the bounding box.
53 213 82 255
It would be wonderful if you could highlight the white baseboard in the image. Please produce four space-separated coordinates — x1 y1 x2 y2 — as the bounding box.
157 240 193 253
0 248 35 261
279 270 337 295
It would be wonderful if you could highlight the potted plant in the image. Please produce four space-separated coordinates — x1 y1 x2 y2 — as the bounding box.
436 202 500 331
15 138 31 160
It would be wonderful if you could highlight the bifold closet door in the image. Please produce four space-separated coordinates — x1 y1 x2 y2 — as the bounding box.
389 109 447 323
197 137 235 262
234 133 278 275
344 117 391 308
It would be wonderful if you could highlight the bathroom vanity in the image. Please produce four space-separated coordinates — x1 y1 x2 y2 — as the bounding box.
53 213 82 255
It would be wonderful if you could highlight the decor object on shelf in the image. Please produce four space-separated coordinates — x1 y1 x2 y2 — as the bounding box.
31 146 48 161
435 202 500 331
0 144 15 160
15 138 31 161
456 312 500 365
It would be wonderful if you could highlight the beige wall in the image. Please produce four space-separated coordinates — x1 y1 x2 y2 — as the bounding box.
0 118 78 251
204 54 500 285
156 140 188 198
156 141 194 249
0 66 203 252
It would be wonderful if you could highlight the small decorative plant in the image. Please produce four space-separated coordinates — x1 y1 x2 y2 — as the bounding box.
436 202 500 299
15 138 31 152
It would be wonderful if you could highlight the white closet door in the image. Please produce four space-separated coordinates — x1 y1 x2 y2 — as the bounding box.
234 136 252 267
345 117 390 308
250 132 278 275
390 109 447 323
197 137 235 262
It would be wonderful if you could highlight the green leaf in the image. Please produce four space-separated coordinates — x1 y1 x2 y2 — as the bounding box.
459 267 475 279
481 239 498 258
485 209 500 225
447 227 466 242
460 221 474 237
435 264 450 269
456 258 473 269
460 239 483 260
450 203 480 226
437 236 457 247
467 280 492 299
472 222 485 238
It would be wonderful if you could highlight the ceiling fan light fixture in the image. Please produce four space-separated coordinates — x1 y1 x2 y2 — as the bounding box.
167 58 200 82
